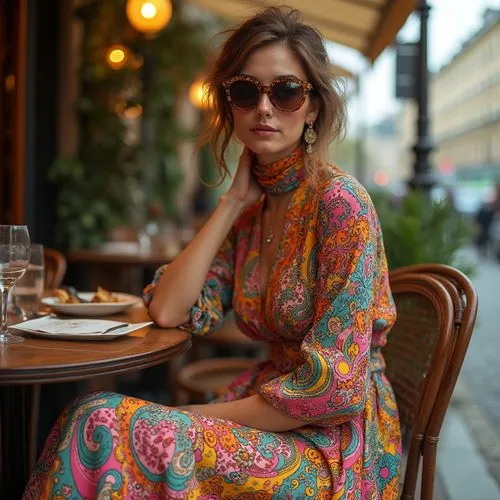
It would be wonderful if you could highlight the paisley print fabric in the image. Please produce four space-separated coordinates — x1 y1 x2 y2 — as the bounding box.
24 392 332 499
144 230 235 335
252 146 306 194
24 154 402 499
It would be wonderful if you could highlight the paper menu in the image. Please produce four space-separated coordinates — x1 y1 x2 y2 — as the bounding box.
13 316 152 335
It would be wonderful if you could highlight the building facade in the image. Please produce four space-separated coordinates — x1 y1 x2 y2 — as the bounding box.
400 9 500 189
431 9 500 182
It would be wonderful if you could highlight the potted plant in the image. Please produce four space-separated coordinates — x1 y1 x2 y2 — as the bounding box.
370 189 475 275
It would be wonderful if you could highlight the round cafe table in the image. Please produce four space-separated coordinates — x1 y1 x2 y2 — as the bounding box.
0 306 191 499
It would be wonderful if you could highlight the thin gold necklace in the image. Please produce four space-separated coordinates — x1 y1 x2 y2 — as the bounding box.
266 226 274 244
263 208 274 244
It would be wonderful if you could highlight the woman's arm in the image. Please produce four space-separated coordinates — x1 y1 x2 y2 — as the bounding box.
149 194 244 327
149 147 261 327
181 395 307 432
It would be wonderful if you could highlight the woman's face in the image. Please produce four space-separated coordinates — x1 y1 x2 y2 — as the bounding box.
230 42 318 165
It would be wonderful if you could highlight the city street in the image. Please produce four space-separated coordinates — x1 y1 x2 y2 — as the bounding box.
459 249 500 482
461 249 500 431
438 247 500 499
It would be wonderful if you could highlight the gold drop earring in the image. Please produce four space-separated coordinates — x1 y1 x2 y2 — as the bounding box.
304 122 317 154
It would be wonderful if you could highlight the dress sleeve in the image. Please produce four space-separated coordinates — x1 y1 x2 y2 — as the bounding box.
143 229 235 335
259 178 394 426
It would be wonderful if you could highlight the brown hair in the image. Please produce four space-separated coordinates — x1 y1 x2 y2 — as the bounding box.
201 6 347 182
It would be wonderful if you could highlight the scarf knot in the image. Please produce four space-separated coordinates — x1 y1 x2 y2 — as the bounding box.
252 147 306 195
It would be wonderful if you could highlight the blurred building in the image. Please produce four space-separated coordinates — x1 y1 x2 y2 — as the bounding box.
432 8 500 182
400 8 500 187
365 115 407 190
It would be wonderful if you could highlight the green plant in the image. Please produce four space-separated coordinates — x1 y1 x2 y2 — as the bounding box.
49 158 123 249
50 0 216 249
370 189 476 275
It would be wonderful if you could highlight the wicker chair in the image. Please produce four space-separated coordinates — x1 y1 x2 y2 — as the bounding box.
44 248 67 289
174 265 477 500
385 272 454 498
172 314 266 404
389 264 478 499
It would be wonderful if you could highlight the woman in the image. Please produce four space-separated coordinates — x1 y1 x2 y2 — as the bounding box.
24 7 401 499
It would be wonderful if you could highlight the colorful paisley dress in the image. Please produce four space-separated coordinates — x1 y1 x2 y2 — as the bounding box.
24 149 402 499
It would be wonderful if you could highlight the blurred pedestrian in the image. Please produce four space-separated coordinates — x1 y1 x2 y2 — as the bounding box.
475 188 497 257
494 183 500 213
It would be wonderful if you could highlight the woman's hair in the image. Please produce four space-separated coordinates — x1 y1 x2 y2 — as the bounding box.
201 6 347 182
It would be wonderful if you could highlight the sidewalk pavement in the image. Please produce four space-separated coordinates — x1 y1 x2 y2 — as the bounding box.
436 378 500 500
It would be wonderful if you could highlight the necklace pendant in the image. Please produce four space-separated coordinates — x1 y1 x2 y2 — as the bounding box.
266 233 274 244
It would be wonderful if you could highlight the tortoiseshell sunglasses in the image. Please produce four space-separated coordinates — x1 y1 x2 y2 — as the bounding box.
222 75 313 112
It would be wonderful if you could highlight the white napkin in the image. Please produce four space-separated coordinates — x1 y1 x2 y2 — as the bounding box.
13 316 152 335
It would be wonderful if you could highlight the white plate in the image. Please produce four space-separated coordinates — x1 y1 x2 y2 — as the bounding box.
11 319 153 341
14 329 132 341
41 292 140 317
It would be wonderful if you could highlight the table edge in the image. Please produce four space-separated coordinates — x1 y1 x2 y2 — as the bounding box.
0 337 191 385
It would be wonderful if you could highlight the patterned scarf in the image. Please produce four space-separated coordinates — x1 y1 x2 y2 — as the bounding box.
252 147 306 195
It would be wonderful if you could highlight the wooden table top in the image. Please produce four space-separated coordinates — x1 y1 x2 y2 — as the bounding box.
66 249 173 267
0 307 191 386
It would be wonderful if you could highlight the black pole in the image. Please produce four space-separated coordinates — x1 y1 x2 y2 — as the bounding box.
410 0 436 191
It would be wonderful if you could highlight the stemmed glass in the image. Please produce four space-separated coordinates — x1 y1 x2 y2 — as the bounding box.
13 243 44 320
0 225 30 344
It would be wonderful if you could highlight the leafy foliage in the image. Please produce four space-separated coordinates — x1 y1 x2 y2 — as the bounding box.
50 0 214 248
371 189 476 275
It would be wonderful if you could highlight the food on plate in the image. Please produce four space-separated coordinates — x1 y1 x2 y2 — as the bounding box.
91 287 128 303
54 287 128 304
54 288 81 304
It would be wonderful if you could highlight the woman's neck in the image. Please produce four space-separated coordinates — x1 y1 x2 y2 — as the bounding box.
264 191 293 215
255 142 301 166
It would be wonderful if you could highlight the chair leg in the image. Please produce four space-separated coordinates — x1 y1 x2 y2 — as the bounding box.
169 354 189 406
421 439 438 500
402 435 423 499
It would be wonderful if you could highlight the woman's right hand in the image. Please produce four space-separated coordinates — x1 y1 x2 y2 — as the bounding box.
225 147 262 210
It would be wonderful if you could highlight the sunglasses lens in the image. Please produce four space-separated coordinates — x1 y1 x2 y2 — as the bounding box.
271 80 304 110
228 81 260 109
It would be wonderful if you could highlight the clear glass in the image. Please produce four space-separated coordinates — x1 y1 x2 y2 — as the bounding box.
0 225 30 344
13 243 44 320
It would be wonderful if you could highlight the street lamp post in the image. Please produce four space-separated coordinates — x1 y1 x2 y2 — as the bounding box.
410 0 436 191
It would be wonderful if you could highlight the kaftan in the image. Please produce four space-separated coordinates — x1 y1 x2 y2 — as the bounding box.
23 161 401 499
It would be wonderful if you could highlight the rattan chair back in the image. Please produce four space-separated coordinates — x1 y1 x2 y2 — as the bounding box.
384 272 454 498
390 264 478 499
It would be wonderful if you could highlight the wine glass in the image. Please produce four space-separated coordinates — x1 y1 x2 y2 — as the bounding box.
0 225 30 344
13 243 44 320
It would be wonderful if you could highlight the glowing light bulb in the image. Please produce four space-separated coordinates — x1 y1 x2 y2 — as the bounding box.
106 45 128 70
141 2 157 19
109 49 125 63
126 0 171 34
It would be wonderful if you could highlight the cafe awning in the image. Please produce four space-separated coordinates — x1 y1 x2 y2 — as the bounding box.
189 0 419 63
